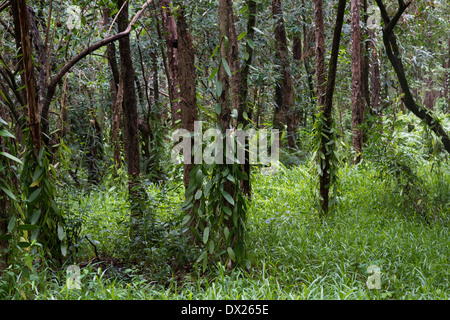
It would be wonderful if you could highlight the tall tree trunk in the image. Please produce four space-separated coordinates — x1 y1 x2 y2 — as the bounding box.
314 0 346 215
369 30 381 115
272 0 296 148
17 0 41 156
176 7 198 190
159 0 181 128
351 0 364 164
117 0 142 240
314 0 326 110
103 8 122 174
237 0 257 198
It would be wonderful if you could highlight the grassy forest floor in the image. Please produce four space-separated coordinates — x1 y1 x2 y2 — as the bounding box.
2 157 448 300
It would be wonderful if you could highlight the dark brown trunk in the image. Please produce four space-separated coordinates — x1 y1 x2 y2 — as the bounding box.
117 0 142 236
159 0 181 128
272 0 296 148
351 0 364 164
314 0 326 110
315 0 346 215
176 7 198 189
17 0 41 156
103 8 122 173
237 0 257 198
369 30 381 115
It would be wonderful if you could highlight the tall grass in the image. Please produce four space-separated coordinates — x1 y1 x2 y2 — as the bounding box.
1 159 448 300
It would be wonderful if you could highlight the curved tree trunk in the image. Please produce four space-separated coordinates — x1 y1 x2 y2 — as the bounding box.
375 0 450 153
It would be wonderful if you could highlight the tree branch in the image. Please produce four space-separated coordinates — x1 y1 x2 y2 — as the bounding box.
41 0 153 136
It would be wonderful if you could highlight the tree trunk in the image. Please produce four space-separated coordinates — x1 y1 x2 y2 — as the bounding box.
103 8 122 174
17 0 41 157
351 0 364 164
159 0 181 128
315 0 346 215
313 0 326 110
176 8 198 190
237 0 257 198
117 0 142 239
272 0 296 148
369 30 381 115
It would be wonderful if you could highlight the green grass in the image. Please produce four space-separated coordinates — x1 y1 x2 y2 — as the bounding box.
1 161 448 300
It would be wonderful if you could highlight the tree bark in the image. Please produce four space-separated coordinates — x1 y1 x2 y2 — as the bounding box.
17 0 41 157
313 0 326 110
159 0 181 129
351 0 364 164
117 0 142 239
272 0 296 148
175 5 198 188
315 0 346 215
237 0 257 198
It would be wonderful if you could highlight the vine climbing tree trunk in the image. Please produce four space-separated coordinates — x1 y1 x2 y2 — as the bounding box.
314 0 346 216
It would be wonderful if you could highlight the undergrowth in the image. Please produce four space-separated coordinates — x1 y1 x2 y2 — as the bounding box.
1 156 448 300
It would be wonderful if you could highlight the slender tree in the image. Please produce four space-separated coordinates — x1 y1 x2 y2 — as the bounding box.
351 0 364 164
314 0 347 215
117 0 143 241
272 0 296 149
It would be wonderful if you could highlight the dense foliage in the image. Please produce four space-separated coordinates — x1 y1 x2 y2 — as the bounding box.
0 0 448 300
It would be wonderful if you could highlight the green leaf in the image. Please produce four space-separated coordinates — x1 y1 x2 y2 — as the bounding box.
223 206 232 216
209 44 219 59
221 191 235 205
203 227 209 244
0 151 23 165
227 247 236 262
208 240 215 254
214 103 222 115
32 167 44 184
252 27 265 35
30 210 41 224
18 241 30 248
182 214 191 226
57 224 65 241
221 58 232 77
224 227 230 241
18 224 39 231
238 31 247 41
61 244 67 257
26 188 41 203
195 189 203 200
0 129 15 139
208 67 219 81
195 169 203 185
7 216 16 233
0 185 17 201
216 80 223 98
246 38 255 49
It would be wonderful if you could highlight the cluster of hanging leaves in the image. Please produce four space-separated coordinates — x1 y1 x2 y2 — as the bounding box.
311 110 341 216
0 117 67 264
182 159 248 272
18 139 66 261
